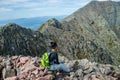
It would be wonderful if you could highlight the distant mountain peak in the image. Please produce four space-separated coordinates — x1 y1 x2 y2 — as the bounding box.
39 18 61 33
0 16 66 30
48 18 58 21
4 23 19 27
1 23 28 32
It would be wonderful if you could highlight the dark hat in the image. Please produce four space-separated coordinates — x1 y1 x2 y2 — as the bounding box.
50 42 57 49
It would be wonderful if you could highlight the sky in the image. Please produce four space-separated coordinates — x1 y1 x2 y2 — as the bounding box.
0 0 120 20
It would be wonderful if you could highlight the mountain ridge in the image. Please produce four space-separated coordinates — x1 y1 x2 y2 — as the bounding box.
39 1 120 65
0 23 47 56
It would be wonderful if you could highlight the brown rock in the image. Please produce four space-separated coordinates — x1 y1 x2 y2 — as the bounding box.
2 68 17 79
20 57 29 64
91 75 100 80
4 76 17 80
37 75 53 80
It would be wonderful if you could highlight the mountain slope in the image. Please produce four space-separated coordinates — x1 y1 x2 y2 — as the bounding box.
0 23 46 56
39 1 120 65
61 1 120 65
62 1 120 38
38 17 113 64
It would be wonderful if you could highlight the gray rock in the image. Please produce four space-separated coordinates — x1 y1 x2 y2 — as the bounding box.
83 74 91 80
0 64 4 80
39 70 44 76
70 72 76 78
2 68 17 79
83 67 94 74
79 59 89 67
75 69 83 79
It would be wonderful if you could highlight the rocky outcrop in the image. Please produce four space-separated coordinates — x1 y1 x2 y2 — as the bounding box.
38 18 62 33
0 23 46 56
39 1 120 65
0 56 120 80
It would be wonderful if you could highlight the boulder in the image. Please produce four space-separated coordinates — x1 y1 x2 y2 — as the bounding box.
37 74 53 80
2 68 17 79
17 72 28 80
0 64 4 80
91 75 100 80
20 57 29 64
4 76 18 80
20 65 36 74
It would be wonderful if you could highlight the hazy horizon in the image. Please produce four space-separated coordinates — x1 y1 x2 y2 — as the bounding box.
0 0 120 21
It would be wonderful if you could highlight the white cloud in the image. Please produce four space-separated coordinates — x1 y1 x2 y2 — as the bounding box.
0 0 29 5
47 0 63 4
0 0 89 10
75 1 90 7
0 0 62 7
0 8 12 12
13 2 41 8
0 0 57 9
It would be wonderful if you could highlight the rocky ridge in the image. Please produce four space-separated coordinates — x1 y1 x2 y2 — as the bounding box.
0 23 46 56
39 1 120 65
0 56 120 80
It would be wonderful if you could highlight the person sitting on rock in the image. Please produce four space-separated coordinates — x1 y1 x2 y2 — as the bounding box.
41 42 72 72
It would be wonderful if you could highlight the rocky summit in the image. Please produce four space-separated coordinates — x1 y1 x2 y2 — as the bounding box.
39 1 120 65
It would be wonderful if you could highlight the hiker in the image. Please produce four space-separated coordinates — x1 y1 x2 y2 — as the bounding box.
41 42 71 72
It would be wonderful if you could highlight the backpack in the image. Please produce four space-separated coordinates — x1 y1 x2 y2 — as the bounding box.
41 52 51 69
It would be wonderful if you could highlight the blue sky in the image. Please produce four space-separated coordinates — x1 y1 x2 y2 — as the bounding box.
0 0 120 20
